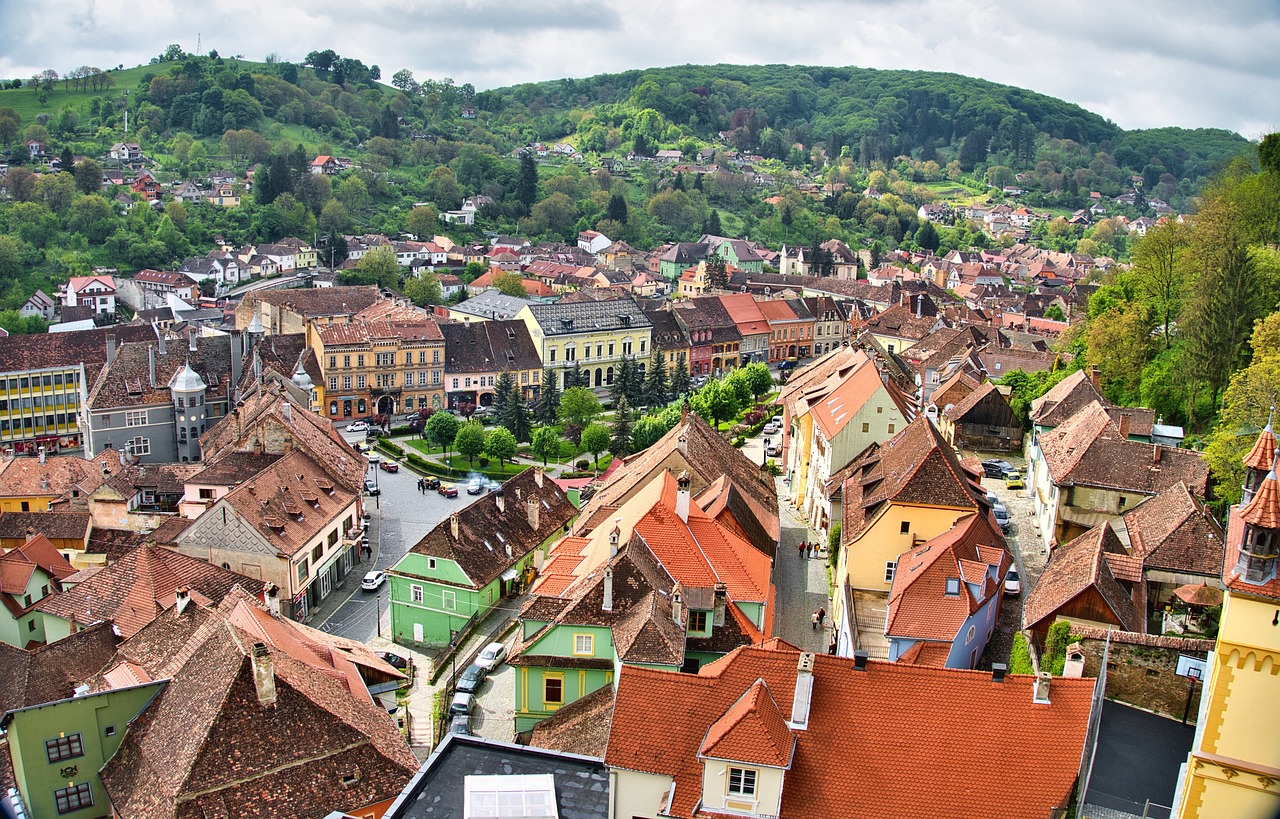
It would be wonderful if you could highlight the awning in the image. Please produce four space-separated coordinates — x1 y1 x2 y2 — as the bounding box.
500 567 519 581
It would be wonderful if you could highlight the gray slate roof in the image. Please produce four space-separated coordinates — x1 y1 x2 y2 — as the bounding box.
526 299 651 337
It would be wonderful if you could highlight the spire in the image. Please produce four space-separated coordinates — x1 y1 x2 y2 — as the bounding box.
1242 408 1278 505
1240 450 1280 529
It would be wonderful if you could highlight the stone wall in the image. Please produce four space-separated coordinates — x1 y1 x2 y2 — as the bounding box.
1071 627 1213 723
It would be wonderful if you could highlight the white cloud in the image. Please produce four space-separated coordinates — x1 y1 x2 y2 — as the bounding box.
0 0 1274 135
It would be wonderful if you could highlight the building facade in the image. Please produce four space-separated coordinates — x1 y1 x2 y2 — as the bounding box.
312 318 446 419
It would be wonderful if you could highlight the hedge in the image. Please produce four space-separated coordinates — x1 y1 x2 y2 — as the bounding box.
1008 633 1035 675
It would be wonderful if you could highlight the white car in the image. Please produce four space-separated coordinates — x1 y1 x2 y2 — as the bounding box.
762 422 780 435
361 571 386 591
476 641 507 671
346 421 369 433
1004 568 1021 596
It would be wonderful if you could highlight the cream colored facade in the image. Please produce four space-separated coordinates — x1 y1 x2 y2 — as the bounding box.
1173 589 1280 818
517 305 653 391
699 760 785 817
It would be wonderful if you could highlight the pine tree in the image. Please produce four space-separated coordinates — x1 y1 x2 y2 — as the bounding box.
492 371 516 427
567 360 586 390
610 358 631 406
704 210 722 236
503 390 533 443
669 352 691 396
534 369 561 424
517 153 538 206
606 193 629 224
643 354 670 407
610 396 633 457
625 358 645 406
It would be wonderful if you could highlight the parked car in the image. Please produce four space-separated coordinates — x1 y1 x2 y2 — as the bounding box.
771 415 784 426
985 490 999 507
762 422 780 435
346 421 369 433
437 482 459 498
981 459 1014 478
766 444 782 457
361 571 386 591
379 460 399 473
448 691 474 716
992 503 1011 533
467 477 485 495
449 714 471 735
364 480 381 496
476 641 507 671
376 651 409 670
777 360 796 371
456 663 487 694
1004 471 1025 490
422 475 441 490
1004 567 1022 595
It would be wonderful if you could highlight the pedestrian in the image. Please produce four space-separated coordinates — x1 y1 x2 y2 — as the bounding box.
817 606 826 626
806 542 814 559
798 541 806 559
811 610 819 630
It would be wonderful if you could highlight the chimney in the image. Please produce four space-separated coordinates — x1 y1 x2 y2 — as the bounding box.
1152 444 1162 464
230 330 244 396
157 328 166 356
790 651 815 729
853 651 868 671
174 586 191 615
281 402 292 423
526 498 540 530
915 294 923 319
1033 671 1051 704
992 663 1007 683
1090 365 1100 390
602 566 613 612
675 471 691 522
671 583 683 625
450 514 459 540
148 345 156 388
533 467 543 488
681 399 691 424
494 489 505 514
251 643 277 707
1118 412 1132 439
713 582 727 627
265 584 280 617
24 527 34 542
38 446 46 465
106 334 117 365
189 330 198 353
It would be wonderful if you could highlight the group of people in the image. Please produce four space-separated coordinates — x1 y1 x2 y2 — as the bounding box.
796 540 821 559
810 606 826 630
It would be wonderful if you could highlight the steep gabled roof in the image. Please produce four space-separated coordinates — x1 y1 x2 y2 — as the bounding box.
1123 482 1224 576
0 623 120 714
1022 523 1138 632
699 679 795 768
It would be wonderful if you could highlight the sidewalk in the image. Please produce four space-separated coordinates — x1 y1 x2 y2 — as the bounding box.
307 501 382 626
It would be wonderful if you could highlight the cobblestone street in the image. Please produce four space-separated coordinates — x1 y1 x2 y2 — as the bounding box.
771 477 835 654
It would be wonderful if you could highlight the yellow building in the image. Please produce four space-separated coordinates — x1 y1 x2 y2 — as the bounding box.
832 417 987 658
518 300 653 391
310 318 446 421
1173 428 1280 818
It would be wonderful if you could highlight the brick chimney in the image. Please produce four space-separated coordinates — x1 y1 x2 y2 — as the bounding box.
1153 444 1162 464
251 643 277 708
533 467 543 489
449 514 459 540
106 334 117 365
174 586 191 615
1090 365 1100 390
1118 412 1132 439
1033 671 1051 704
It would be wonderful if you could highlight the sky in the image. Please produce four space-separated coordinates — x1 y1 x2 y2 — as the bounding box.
1 0 1277 138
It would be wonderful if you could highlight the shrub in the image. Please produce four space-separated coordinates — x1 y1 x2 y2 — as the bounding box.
1008 633 1035 675
478 456 490 468
575 459 590 470
731 436 746 447
1042 621 1072 676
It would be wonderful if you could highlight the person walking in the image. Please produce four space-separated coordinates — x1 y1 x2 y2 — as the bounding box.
817 606 826 626
798 540 806 559
811 610 819 631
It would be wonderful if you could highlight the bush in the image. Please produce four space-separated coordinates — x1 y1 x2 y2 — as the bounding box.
731 436 746 448
478 456 490 468
1008 633 1035 675
575 459 590 470
1041 621 1072 676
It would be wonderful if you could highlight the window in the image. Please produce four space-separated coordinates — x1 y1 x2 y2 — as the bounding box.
405 352 412 365
343 375 352 390
900 521 910 534
411 584 424 603
442 590 456 610
54 783 93 814
689 610 708 632
356 376 366 389
727 767 757 797
375 352 393 367
125 409 146 427
328 377 338 391
297 560 308 581
127 436 150 456
433 350 440 363
945 577 961 596
1118 496 1127 509
198 488 214 499
427 558 437 570
357 355 365 367
312 544 323 562
887 423 895 434
966 625 977 643
45 733 84 763
549 348 557 363
543 675 564 706
573 634 594 655
884 561 896 582
862 422 870 433
343 355 351 368
329 356 337 369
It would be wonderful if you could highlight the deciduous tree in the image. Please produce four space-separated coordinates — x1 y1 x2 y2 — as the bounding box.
454 420 486 467
484 427 518 469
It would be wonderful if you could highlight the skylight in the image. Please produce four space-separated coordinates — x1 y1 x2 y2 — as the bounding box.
464 773 557 818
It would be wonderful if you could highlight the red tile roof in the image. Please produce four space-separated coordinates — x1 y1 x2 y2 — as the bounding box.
1243 424 1277 471
1123 483 1224 576
1240 472 1280 529
1224 507 1280 601
606 642 1094 819
699 679 795 768
1022 523 1138 632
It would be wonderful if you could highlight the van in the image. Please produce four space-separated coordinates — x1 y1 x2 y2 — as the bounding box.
770 415 784 427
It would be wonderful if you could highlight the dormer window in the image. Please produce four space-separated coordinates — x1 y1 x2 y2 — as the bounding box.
945 577 961 596
727 767 757 797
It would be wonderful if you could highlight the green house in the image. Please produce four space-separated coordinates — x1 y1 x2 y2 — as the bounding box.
2 681 167 818
389 468 577 647
0 533 76 649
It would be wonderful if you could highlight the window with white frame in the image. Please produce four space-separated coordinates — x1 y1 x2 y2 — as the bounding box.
328 377 338 391
945 577 961 596
127 436 150 455
727 767 757 797
884 561 896 582
411 584 424 603
442 589 456 609
573 633 594 655
125 410 147 427
342 375 352 390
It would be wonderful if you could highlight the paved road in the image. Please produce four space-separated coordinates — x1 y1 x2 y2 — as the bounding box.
317 444 484 642
1084 701 1194 818
771 475 833 654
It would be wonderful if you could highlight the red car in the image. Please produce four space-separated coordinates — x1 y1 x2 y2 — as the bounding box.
379 460 399 473
437 483 459 498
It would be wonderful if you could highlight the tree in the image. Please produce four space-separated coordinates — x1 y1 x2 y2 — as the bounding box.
531 426 560 466
1130 221 1189 349
73 159 102 195
391 68 419 94
1085 303 1155 403
454 420 486 467
606 193 629 224
669 353 691 396
36 173 75 214
318 198 350 234
580 422 611 470
610 395 633 457
915 220 940 251
1261 132 1280 176
705 254 729 290
427 166 462 210
351 245 400 288
0 107 20 145
516 154 538 206
530 192 579 235
643 354 670 407
741 362 773 401
484 427 518 469
492 271 528 298
403 270 442 306
492 372 516 422
704 209 722 236
335 175 370 213
426 407 460 456
534 370 561 424
558 386 602 444
405 205 438 240
609 357 633 406
1205 312 1280 504
691 378 739 429
1044 304 1066 322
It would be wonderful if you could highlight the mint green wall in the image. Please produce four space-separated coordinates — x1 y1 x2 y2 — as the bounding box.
515 624 614 732
42 613 73 644
389 550 543 646
738 601 765 630
7 682 166 819
0 567 54 648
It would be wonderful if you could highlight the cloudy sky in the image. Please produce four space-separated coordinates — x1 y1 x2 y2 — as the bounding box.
2 0 1276 138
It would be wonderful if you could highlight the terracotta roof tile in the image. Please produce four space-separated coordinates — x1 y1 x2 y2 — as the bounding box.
1243 425 1277 471
699 679 796 768
1223 507 1280 601
1022 523 1138 632
606 642 1094 819
1240 473 1280 529
528 682 615 758
1124 483 1225 576
0 623 120 714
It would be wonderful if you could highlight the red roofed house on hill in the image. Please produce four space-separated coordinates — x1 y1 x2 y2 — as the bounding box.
606 640 1095 819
